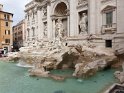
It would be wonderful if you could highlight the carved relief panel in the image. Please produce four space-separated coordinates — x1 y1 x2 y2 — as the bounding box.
78 0 88 6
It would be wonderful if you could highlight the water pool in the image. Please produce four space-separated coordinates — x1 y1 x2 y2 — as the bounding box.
0 61 117 93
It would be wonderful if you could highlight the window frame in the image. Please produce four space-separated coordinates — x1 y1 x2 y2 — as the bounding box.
106 11 113 25
5 22 9 27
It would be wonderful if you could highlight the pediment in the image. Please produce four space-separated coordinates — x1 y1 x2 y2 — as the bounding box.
102 5 116 13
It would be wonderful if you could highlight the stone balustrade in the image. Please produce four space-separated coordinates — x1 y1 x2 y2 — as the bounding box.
101 23 117 34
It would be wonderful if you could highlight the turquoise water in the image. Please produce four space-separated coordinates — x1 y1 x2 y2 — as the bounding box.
0 61 117 93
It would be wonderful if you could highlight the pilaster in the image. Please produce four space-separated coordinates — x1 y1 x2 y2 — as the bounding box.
47 4 52 39
117 0 124 33
96 0 102 34
52 19 56 39
37 9 42 40
88 0 96 34
69 0 78 37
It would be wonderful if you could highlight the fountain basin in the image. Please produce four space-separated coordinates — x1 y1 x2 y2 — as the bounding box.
104 83 124 93
0 61 118 93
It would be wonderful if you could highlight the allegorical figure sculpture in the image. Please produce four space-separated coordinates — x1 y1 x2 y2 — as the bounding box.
43 23 47 37
55 19 64 38
79 13 88 34
43 7 47 17
55 18 65 46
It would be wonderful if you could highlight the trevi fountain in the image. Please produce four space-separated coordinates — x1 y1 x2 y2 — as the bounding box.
1 0 124 93
0 28 124 93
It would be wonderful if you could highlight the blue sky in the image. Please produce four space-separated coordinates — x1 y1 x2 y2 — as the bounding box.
0 0 31 25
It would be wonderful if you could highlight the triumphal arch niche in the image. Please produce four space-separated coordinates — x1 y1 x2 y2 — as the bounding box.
51 0 69 39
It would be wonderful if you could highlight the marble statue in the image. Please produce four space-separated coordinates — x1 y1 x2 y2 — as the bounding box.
55 18 65 46
43 23 47 37
79 13 88 34
43 7 47 17
55 19 64 39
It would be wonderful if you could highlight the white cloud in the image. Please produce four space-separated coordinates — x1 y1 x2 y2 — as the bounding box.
0 0 31 25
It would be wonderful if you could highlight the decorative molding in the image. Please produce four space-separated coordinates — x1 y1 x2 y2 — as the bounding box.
101 0 113 3
101 5 116 13
101 23 117 34
78 0 88 5
77 0 88 9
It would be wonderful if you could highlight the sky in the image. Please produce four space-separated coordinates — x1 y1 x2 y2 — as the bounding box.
0 0 31 25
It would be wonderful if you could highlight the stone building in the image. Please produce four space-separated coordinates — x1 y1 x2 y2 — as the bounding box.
13 19 26 50
0 4 13 52
24 0 124 53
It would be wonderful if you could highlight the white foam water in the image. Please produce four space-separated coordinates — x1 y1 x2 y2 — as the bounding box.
16 60 34 68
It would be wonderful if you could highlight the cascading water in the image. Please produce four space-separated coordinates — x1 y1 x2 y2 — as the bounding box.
16 59 34 68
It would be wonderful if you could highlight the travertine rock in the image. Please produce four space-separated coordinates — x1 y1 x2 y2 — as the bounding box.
17 42 117 78
114 71 124 83
29 69 50 77
7 52 20 61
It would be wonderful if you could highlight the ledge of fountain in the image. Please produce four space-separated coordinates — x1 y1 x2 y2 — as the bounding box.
104 83 124 93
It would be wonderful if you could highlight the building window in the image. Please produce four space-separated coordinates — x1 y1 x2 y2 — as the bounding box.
5 30 10 35
4 14 6 19
5 39 10 43
7 15 9 20
105 40 112 48
28 15 29 20
5 30 7 35
15 33 17 36
106 11 113 25
8 30 10 35
5 22 9 26
15 38 17 41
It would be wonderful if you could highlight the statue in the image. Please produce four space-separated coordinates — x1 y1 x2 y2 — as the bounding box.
55 18 65 46
79 13 88 34
43 7 47 17
43 23 47 37
55 19 64 39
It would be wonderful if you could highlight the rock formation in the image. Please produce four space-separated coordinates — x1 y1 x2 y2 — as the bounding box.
6 52 20 61
114 62 124 83
8 39 117 79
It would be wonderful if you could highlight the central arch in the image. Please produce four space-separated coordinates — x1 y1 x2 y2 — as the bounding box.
54 2 67 16
51 0 69 16
51 1 69 38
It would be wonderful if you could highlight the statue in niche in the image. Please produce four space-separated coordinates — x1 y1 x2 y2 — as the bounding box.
43 7 47 17
79 13 88 34
55 18 64 39
55 18 65 46
43 23 47 37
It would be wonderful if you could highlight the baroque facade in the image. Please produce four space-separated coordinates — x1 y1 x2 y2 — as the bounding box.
0 4 13 52
24 0 124 52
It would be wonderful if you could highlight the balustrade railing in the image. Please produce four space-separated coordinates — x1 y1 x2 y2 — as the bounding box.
102 23 117 34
